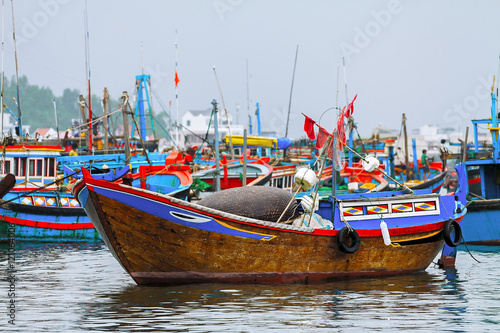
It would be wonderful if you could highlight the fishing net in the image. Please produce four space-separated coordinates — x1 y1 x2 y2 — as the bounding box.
197 186 301 222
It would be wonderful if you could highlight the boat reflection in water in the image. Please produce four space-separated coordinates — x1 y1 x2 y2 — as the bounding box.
3 241 498 332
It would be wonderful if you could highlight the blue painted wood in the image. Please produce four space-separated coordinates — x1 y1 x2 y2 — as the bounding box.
461 92 500 244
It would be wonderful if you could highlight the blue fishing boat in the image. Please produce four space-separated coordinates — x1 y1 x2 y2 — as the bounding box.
0 146 192 242
459 90 500 245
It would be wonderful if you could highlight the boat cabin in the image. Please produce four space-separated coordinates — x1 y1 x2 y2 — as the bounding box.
0 145 63 188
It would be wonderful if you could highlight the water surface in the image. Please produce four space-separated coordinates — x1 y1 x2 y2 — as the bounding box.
1 242 499 332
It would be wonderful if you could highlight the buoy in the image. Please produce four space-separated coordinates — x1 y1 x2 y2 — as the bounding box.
380 220 391 246
362 155 380 172
301 195 319 213
294 168 317 190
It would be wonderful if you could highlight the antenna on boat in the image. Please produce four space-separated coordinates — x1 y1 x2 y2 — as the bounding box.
342 57 349 105
213 66 234 159
285 44 299 138
336 62 340 113
141 41 144 74
10 0 22 137
246 58 252 135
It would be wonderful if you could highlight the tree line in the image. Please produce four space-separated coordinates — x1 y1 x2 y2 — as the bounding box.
1 75 121 133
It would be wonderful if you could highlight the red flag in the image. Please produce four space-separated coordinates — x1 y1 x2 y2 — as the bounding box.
345 94 357 118
336 107 346 145
304 116 316 140
175 70 180 87
327 140 334 160
315 126 330 149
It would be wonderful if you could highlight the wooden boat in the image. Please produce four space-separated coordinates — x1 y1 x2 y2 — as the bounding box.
395 161 446 193
72 162 468 286
0 150 192 242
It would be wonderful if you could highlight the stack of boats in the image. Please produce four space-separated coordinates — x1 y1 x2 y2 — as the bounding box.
10 90 500 287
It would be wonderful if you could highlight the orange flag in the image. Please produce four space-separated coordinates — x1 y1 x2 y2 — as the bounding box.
175 71 180 87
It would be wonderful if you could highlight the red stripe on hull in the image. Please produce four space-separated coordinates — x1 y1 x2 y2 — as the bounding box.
1 215 94 230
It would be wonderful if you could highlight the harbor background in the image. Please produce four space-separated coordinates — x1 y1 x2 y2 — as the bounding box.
1 242 499 332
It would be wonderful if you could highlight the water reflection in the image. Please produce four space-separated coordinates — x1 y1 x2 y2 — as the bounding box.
76 270 470 332
1 244 499 332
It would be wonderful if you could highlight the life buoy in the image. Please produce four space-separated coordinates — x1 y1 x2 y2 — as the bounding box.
337 226 360 253
443 219 462 247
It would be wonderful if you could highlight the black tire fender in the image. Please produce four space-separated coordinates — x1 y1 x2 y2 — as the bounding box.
337 226 361 253
443 219 462 247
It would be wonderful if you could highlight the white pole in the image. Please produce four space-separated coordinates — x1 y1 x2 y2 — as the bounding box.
1 0 4 136
53 99 59 139
342 57 348 105
213 66 234 159
175 30 180 148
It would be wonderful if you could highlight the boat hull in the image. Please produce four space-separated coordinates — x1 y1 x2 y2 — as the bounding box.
78 180 451 286
0 191 99 242
459 200 500 245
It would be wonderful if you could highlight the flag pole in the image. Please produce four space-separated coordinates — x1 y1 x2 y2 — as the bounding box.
174 29 180 148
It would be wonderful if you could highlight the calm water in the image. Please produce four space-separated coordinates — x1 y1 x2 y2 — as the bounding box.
1 242 500 332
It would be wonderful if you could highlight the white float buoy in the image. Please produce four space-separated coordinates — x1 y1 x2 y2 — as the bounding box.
380 221 391 246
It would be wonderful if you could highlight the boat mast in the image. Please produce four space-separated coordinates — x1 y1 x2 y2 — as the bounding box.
175 30 180 147
212 99 221 192
121 92 131 164
84 0 92 151
103 87 109 154
285 44 298 138
213 66 234 159
402 113 409 179
342 57 353 167
78 95 87 148
246 59 252 135
10 0 22 137
1 0 4 136
53 99 59 139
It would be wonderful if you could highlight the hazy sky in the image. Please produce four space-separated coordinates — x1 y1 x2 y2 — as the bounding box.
2 0 500 140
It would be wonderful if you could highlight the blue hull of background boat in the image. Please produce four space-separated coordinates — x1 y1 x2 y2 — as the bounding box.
459 210 500 245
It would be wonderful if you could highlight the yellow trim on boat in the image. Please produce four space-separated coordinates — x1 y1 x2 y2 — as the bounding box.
390 229 441 247
216 219 277 241
224 135 278 148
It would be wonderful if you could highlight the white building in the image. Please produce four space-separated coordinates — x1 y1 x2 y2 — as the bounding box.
34 128 59 140
181 108 244 147
1 113 30 137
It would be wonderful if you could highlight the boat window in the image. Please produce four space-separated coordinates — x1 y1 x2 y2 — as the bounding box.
29 159 35 176
4 160 10 174
36 159 43 176
13 158 18 176
46 158 55 177
19 158 26 177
